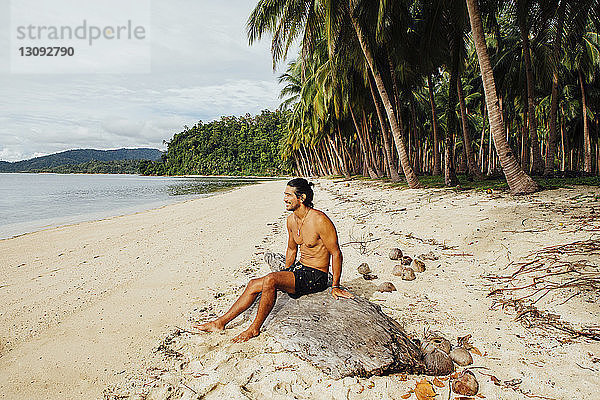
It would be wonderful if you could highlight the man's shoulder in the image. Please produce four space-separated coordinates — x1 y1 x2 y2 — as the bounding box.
311 209 333 225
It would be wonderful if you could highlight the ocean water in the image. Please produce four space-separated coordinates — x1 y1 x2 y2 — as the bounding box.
0 173 272 239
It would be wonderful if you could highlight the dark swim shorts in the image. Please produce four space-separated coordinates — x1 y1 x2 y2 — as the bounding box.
283 263 329 299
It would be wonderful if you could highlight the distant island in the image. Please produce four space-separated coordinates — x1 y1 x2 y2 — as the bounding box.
0 148 162 174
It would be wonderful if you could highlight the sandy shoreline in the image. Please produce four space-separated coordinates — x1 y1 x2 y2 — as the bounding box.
1 179 599 399
0 180 286 399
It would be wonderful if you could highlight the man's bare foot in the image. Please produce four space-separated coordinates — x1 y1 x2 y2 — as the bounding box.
193 319 225 332
232 327 260 342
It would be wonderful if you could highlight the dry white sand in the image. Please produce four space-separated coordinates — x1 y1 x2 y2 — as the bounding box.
1 179 599 400
0 180 286 399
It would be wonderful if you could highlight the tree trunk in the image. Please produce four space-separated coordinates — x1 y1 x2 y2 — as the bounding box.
487 127 493 175
479 103 486 173
368 72 400 181
465 0 538 193
444 29 460 186
579 69 592 173
299 149 310 176
427 74 442 176
350 105 378 178
299 147 311 176
560 105 566 172
313 146 327 176
457 77 484 179
409 96 421 174
349 10 421 188
324 139 341 176
333 128 350 177
520 22 544 175
521 97 530 171
544 3 566 176
362 111 383 177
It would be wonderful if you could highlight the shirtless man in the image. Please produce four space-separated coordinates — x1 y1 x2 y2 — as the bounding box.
195 178 353 342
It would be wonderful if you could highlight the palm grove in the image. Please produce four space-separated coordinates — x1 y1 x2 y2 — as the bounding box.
247 0 598 194
148 0 598 193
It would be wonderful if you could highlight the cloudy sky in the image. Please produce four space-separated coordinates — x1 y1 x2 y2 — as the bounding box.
0 0 290 162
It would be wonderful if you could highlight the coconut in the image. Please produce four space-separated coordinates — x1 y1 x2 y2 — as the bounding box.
422 335 451 354
362 273 378 280
401 255 413 265
424 348 454 376
401 267 416 281
389 248 403 260
392 264 404 276
452 370 479 396
378 282 397 292
357 263 371 275
449 347 473 366
411 259 426 272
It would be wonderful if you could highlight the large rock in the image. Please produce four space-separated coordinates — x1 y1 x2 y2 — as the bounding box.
255 253 425 379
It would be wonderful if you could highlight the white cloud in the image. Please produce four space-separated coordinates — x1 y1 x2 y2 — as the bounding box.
0 0 290 162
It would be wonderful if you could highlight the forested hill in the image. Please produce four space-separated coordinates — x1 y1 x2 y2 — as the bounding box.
0 148 162 172
140 110 291 176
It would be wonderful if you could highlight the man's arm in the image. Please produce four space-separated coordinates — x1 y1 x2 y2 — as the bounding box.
319 214 353 299
285 215 298 268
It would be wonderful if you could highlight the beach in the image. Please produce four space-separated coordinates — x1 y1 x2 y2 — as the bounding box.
1 179 599 399
0 180 286 399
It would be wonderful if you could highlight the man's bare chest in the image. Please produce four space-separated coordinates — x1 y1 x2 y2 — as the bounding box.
294 228 321 248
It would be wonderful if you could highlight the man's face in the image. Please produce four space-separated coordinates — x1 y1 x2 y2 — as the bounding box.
284 186 302 211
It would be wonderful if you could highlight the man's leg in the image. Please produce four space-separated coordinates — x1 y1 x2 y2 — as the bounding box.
232 271 295 342
194 277 265 332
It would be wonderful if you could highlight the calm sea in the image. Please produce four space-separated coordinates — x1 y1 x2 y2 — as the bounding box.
0 173 272 239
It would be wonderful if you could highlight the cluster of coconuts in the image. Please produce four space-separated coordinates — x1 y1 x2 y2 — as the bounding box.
420 334 479 396
390 248 426 281
356 248 430 293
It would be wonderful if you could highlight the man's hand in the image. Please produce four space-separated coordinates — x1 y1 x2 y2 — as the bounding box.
332 287 354 299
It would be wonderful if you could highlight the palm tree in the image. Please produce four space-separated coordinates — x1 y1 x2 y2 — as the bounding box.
567 13 600 173
465 0 539 193
346 2 421 187
545 0 599 174
516 0 548 175
545 0 566 175
427 74 443 175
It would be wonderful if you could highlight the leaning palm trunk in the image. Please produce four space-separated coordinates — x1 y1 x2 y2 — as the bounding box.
465 0 538 194
330 133 350 177
544 3 565 176
520 24 544 175
579 69 592 173
362 110 384 177
368 73 400 181
324 139 341 176
349 10 421 188
349 105 378 178
457 78 484 179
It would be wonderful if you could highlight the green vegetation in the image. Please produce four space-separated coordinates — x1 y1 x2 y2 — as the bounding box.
31 160 142 174
141 110 292 176
247 0 600 194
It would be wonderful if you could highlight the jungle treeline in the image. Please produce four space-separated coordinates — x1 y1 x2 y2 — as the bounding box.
140 110 292 176
248 0 599 193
